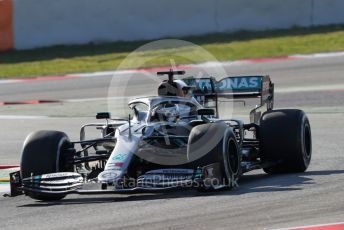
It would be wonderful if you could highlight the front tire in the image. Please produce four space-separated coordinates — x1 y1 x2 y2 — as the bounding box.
20 130 72 201
260 109 312 174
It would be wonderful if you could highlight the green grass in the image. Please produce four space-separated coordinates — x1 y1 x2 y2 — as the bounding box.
1 25 344 78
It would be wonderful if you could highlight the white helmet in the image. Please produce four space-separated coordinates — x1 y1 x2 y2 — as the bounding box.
158 80 192 97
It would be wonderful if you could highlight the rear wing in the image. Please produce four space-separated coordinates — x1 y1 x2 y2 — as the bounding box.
183 76 274 122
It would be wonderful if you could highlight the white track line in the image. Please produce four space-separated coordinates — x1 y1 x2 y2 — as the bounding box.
292 51 344 59
0 79 22 84
0 115 49 119
76 70 136 78
65 96 129 103
65 95 151 103
276 84 344 93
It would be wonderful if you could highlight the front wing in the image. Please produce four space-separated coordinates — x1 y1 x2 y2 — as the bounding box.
9 164 226 197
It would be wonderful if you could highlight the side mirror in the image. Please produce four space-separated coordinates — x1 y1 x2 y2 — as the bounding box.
197 108 215 116
96 112 111 119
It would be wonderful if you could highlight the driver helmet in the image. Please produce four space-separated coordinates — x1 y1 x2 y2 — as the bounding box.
158 80 192 97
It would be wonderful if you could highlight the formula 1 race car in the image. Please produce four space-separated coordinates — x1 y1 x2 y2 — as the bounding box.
9 70 312 201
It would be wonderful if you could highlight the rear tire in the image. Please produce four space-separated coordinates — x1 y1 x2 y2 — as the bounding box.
187 122 240 190
260 109 312 174
20 130 72 201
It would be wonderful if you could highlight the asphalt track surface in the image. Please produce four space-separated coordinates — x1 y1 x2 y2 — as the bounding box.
0 56 344 230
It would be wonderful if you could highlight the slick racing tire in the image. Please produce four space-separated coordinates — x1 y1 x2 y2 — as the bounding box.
187 122 240 191
260 109 312 174
20 130 72 201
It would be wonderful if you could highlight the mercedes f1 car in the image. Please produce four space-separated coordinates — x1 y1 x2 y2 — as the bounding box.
9 70 312 201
